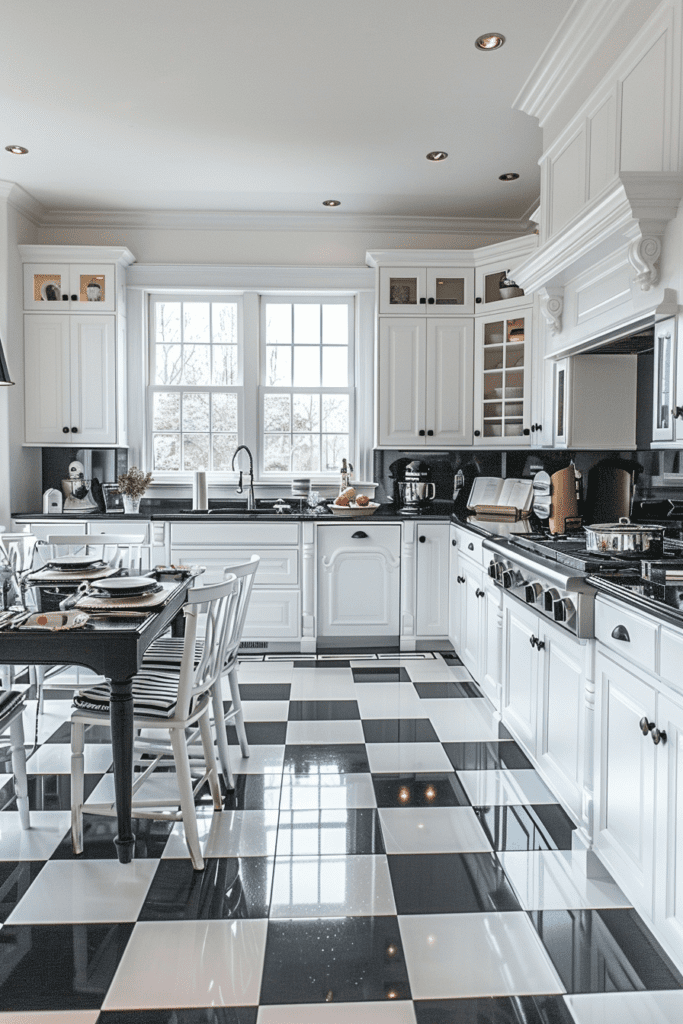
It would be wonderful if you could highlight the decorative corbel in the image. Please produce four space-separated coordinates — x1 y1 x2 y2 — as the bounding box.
539 287 563 336
628 234 662 291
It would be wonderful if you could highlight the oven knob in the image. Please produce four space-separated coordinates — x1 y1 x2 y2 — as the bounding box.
502 569 521 589
543 588 560 612
553 597 575 623
487 561 498 579
525 581 542 604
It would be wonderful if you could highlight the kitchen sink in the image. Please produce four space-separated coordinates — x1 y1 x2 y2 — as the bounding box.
175 505 293 516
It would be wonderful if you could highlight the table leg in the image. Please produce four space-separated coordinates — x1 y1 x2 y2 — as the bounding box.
109 676 135 863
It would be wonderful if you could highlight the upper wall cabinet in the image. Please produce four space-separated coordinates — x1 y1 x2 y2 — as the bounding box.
23 263 118 313
379 266 474 316
474 257 528 311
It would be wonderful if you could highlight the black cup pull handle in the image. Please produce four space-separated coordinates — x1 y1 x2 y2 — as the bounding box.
612 625 630 642
468 542 474 550
351 531 368 539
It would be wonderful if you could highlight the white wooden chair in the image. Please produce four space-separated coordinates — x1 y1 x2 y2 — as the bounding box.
70 574 241 870
141 555 260 788
0 692 30 829
0 532 41 710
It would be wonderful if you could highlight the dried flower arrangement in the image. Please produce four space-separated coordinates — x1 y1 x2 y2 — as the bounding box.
117 467 153 498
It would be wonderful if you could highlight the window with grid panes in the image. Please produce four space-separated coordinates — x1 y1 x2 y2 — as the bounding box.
261 297 353 475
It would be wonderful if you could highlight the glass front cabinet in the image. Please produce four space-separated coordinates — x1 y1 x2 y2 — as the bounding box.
473 311 531 444
652 317 682 444
474 258 527 311
379 267 475 316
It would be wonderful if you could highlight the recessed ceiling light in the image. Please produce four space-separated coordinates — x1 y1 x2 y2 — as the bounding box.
475 33 505 50
5 145 28 155
499 172 520 181
426 151 448 161
322 199 341 207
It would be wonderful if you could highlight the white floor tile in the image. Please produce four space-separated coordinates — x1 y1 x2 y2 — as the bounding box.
565 991 683 1024
280 773 376 810
7 859 158 924
0 811 70 860
163 809 279 859
378 807 493 854
499 850 632 911
293 667 355 682
229 744 286 774
419 699 501 742
286 720 365 745
404 661 460 683
270 854 396 917
458 768 557 806
20 701 70 745
290 675 357 701
241 700 290 722
258 1001 417 1023
0 1014 101 1024
354 684 424 719
366 743 453 775
27 742 112 775
236 663 293 683
399 912 564 999
103 919 268 1009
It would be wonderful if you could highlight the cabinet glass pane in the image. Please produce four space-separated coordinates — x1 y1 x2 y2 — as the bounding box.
657 333 672 431
484 270 525 303
485 321 505 345
33 273 63 303
480 315 526 440
434 277 465 305
388 276 419 307
557 368 566 438
79 274 106 304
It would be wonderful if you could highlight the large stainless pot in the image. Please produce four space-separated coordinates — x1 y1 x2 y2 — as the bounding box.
584 517 665 557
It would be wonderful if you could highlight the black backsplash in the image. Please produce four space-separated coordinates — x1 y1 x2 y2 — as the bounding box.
41 448 128 494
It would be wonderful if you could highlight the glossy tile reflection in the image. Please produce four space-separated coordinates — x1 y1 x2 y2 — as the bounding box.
413 995 574 1023
389 853 519 915
270 854 396 917
372 773 469 808
276 808 385 856
139 856 274 920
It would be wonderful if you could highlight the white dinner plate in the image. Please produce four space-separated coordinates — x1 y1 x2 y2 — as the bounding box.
90 576 159 597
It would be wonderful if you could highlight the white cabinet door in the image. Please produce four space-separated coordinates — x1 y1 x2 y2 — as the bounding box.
425 318 473 446
654 691 683 954
460 561 484 680
474 310 531 446
594 651 656 915
377 318 426 446
425 267 474 315
503 598 539 754
23 262 117 312
24 315 71 444
480 579 503 709
378 267 426 314
70 316 117 444
448 530 461 653
652 317 676 443
415 524 449 636
317 524 401 637
537 623 587 820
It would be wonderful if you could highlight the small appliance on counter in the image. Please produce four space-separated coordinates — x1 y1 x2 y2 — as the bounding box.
398 460 436 514
61 460 98 514
42 488 62 514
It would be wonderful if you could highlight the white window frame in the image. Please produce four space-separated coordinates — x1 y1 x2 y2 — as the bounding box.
259 295 356 481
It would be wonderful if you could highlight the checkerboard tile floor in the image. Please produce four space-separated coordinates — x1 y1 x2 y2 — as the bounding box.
0 651 680 1023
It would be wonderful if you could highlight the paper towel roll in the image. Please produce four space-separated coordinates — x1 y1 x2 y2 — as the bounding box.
193 469 208 510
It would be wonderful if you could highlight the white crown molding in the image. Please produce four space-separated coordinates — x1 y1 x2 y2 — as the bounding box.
37 206 535 237
366 235 538 270
127 263 374 292
18 244 136 267
513 0 632 126
0 180 45 225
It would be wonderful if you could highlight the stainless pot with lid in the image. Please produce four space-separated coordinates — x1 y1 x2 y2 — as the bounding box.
584 517 665 557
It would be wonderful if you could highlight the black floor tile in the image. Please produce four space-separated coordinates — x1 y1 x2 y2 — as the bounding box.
277 808 385 855
441 652 463 665
414 680 481 699
362 718 440 743
352 666 411 682
50 813 173 860
473 804 576 852
529 908 683 993
138 857 273 921
372 772 470 808
259 916 411 1003
444 741 534 771
45 722 113 744
288 700 360 721
8 773 102 812
414 995 575 1023
238 683 291 701
0 922 133 1010
226 722 287 745
220 773 282 811
284 743 370 774
320 645 398 655
98 1010 258 1024
0 861 44 922
388 853 520 915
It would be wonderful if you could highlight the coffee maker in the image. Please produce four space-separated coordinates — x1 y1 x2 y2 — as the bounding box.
398 460 436 515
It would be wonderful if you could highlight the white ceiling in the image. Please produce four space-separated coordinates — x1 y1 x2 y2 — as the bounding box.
0 0 569 219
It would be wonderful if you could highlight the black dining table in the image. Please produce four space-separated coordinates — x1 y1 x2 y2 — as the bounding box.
0 576 193 863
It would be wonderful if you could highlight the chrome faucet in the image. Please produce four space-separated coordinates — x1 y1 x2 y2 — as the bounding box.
231 445 256 510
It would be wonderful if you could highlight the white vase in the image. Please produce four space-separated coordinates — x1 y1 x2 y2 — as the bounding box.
123 494 141 515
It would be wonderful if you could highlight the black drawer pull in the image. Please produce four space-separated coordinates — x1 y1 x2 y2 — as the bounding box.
611 625 630 642
351 531 368 539
451 539 457 546
468 542 474 551
419 536 426 543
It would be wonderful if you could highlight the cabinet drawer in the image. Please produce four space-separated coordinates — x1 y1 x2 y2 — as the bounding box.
455 530 484 566
659 626 683 694
243 590 300 638
171 522 299 546
171 546 298 587
88 522 151 542
595 597 658 671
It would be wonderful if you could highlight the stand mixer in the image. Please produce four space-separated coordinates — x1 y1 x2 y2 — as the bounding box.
61 460 98 514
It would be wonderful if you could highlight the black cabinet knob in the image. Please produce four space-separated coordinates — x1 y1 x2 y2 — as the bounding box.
523 428 530 436
419 429 426 437
428 297 435 304
351 531 368 539
71 426 78 433
62 426 69 434
611 625 630 642
419 535 426 543
427 429 434 436
475 588 485 598
419 297 426 304
536 639 545 650
652 727 667 745
474 430 481 437
640 717 654 736
530 635 537 648
468 542 474 550
71 294 78 301
536 423 543 431
452 539 457 547
62 294 68 301
475 297 482 304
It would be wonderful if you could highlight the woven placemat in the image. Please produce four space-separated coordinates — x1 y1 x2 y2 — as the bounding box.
28 564 119 584
75 582 176 611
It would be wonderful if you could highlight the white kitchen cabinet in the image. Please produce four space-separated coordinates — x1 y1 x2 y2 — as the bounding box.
448 527 461 653
553 354 637 449
377 317 473 447
502 598 539 753
473 309 531 445
415 524 450 637
654 691 683 955
23 261 118 312
651 316 683 445
378 266 474 316
317 523 401 639
479 577 503 710
460 561 485 680
594 650 657 915
24 314 118 446
474 257 528 311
